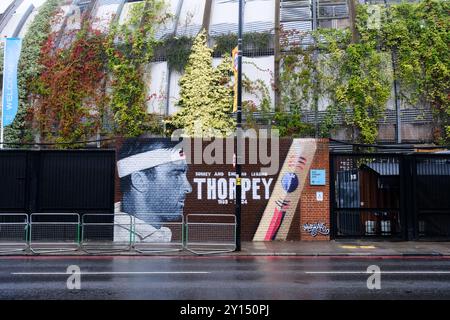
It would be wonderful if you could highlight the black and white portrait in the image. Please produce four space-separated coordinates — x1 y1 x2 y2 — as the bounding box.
115 138 192 242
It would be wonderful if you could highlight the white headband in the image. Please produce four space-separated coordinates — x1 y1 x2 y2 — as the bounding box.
117 147 185 178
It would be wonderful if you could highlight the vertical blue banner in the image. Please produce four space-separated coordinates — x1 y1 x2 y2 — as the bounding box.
2 38 22 127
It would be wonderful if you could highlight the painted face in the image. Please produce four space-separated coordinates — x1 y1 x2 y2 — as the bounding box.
141 160 192 222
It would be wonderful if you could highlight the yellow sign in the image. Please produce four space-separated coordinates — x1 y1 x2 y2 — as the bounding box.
232 46 239 113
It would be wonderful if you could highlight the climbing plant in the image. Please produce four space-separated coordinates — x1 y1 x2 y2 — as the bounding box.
154 35 193 72
2 0 61 145
332 42 392 143
213 31 272 56
278 27 317 114
105 0 169 137
166 30 235 137
277 0 448 143
377 0 450 143
278 9 392 143
276 27 344 139
242 69 273 130
31 22 108 145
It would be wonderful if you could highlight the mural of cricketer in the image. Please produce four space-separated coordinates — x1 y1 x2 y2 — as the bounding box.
254 139 317 241
115 139 192 242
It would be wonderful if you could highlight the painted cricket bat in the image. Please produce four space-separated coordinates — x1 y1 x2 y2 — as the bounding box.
253 139 317 241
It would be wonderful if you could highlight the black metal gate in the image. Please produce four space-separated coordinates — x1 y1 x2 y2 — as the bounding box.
0 150 115 215
330 152 450 240
413 154 450 239
0 150 28 212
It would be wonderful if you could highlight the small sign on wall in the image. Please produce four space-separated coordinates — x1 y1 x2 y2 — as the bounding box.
316 191 323 201
310 169 326 186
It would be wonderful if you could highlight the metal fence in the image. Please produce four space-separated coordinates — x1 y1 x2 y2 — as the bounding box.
132 214 184 254
1 213 238 255
185 214 237 255
29 213 80 254
0 214 28 254
81 214 132 254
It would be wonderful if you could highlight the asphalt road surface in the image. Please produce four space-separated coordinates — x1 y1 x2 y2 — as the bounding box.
0 256 449 300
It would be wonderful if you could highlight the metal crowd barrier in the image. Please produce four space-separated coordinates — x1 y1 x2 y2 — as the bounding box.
0 214 29 254
81 214 132 254
185 214 237 255
1 213 239 255
132 214 184 254
29 213 80 254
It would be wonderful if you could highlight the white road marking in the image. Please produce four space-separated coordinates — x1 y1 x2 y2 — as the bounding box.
12 271 210 275
305 271 450 274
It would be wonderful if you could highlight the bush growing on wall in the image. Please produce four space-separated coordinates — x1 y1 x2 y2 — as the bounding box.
166 30 235 137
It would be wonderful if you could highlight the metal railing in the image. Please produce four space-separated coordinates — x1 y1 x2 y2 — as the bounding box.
185 214 237 255
81 214 132 254
0 214 28 254
29 213 80 254
132 214 184 254
1 213 239 255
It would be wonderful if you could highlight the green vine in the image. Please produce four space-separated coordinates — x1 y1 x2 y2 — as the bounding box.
2 0 61 145
277 0 448 143
31 21 109 146
277 27 341 138
333 42 392 143
242 70 272 130
376 0 449 143
272 112 315 137
105 0 169 137
278 8 394 143
155 35 193 72
213 32 272 56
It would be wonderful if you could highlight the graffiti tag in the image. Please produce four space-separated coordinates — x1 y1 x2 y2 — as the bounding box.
303 222 330 237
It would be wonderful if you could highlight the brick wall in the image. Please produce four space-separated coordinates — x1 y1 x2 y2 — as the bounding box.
299 139 330 241
114 138 331 242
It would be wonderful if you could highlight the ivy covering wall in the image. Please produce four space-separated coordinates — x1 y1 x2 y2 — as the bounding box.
378 0 449 143
1 0 447 144
154 35 193 72
277 0 449 143
105 0 169 138
31 22 108 144
25 0 169 144
213 32 273 56
3 0 61 145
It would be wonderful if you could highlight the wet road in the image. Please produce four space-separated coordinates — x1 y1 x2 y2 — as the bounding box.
0 256 449 299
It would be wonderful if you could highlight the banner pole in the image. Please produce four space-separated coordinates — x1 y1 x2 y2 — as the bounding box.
0 120 3 150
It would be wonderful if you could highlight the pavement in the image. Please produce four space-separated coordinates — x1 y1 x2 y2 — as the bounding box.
239 240 450 256
2 240 450 256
